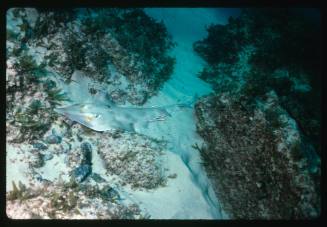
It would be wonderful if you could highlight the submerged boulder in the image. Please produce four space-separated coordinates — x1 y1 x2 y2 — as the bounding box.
99 185 121 202
32 142 48 150
42 153 54 161
97 132 167 189
71 164 92 183
90 173 106 183
28 149 45 168
6 181 145 219
80 142 92 165
194 94 320 219
45 134 62 144
20 8 175 105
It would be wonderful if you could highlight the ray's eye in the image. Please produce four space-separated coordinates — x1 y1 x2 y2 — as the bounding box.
95 114 101 118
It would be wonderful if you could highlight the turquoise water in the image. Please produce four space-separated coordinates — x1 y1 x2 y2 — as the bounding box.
6 8 321 219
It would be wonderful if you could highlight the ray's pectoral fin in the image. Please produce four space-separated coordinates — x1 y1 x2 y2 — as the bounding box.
82 115 99 128
158 108 172 117
116 120 135 132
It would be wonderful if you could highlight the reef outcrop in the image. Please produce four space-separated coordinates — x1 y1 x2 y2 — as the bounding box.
193 9 321 156
6 180 144 219
193 8 321 219
6 8 176 219
194 93 320 219
7 8 175 105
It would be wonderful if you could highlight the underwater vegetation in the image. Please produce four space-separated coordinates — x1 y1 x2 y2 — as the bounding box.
106 9 176 90
6 50 69 143
6 7 322 220
97 132 168 189
6 7 184 219
7 181 35 201
193 8 321 219
194 8 321 156
195 95 320 219
6 179 146 219
6 109 166 219
46 88 71 106
6 7 175 145
23 8 175 104
194 9 321 72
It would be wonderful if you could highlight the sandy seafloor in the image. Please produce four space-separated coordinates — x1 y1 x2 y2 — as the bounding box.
7 8 240 219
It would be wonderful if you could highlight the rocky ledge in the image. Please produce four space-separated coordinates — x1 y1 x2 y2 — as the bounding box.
7 8 175 105
194 92 320 219
6 180 145 219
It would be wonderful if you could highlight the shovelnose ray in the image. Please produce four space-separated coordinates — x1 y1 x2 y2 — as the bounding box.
54 98 196 132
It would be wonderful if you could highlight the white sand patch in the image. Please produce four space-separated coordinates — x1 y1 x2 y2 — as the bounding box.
123 8 235 219
6 144 33 191
37 154 69 183
122 151 216 219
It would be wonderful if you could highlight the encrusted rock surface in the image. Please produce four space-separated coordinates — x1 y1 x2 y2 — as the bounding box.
6 115 169 218
193 8 321 157
6 8 174 219
194 93 320 219
11 8 175 105
6 181 144 219
97 132 168 189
